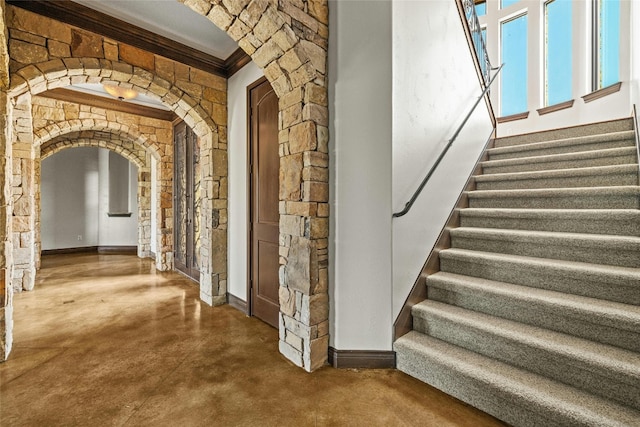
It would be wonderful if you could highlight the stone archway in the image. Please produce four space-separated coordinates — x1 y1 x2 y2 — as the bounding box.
181 0 331 372
40 130 154 266
7 52 227 304
1 0 330 371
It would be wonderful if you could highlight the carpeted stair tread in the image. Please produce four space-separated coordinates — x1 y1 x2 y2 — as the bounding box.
474 164 639 190
411 300 640 409
396 120 640 425
493 118 634 147
466 186 640 209
449 227 640 268
487 131 636 160
459 208 640 236
438 248 640 304
481 146 637 174
426 271 640 351
394 331 640 427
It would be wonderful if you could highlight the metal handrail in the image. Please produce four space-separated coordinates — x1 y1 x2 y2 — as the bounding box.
393 64 503 218
462 0 491 86
633 105 640 183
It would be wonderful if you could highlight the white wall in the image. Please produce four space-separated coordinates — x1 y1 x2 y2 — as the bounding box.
41 147 138 250
631 0 640 110
227 61 264 302
479 0 633 136
392 1 493 319
329 0 393 350
98 149 138 246
42 148 100 249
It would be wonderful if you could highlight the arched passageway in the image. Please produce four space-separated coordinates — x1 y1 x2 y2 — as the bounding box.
1 0 330 371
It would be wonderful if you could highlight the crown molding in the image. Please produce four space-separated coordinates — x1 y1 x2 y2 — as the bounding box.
40 88 177 122
7 0 251 78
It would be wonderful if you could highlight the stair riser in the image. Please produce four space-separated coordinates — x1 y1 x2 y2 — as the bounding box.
482 154 637 174
494 119 634 147
450 235 640 268
468 194 640 209
476 172 638 190
489 139 635 161
427 285 640 352
412 313 640 410
395 343 573 427
459 215 640 237
439 256 640 305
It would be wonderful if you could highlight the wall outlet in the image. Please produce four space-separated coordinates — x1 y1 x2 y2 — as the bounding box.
77 235 82 241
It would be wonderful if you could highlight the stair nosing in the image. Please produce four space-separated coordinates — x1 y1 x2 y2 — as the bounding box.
439 248 640 280
487 130 636 156
474 164 638 182
428 271 640 328
466 185 640 198
450 226 640 246
459 207 640 219
480 146 636 168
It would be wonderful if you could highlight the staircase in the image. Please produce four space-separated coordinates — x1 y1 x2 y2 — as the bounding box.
394 118 640 427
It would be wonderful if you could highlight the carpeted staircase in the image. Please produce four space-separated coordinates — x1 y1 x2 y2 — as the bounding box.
394 118 640 426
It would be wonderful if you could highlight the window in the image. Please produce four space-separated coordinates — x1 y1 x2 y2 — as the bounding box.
108 151 131 215
475 0 486 17
545 0 572 106
593 0 620 89
500 13 528 116
501 0 520 9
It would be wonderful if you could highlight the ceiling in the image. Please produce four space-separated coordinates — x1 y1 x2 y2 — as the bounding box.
64 0 240 110
70 0 238 59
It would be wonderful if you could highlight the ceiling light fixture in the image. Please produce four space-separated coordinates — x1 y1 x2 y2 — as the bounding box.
102 84 138 101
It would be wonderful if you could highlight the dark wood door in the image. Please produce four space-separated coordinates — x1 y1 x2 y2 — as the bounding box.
174 121 200 282
249 77 280 328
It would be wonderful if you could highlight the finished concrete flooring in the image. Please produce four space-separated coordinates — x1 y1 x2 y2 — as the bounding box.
0 253 507 426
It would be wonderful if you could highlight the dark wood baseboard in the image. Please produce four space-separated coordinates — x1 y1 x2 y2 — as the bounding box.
328 347 396 369
227 293 248 314
98 246 137 254
42 246 99 255
42 246 137 256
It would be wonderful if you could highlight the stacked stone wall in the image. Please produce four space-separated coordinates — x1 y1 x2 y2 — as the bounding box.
1 0 331 371
5 4 229 306
192 0 330 371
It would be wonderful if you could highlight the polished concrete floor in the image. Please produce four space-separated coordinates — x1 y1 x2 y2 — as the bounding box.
0 253 507 426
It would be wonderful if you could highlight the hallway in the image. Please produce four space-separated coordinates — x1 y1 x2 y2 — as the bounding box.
0 254 505 426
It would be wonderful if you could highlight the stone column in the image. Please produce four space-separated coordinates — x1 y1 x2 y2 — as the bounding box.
156 149 173 271
11 93 36 292
0 91 13 360
278 115 330 372
206 0 331 372
33 151 40 270
0 0 13 361
137 163 152 258
198 130 227 306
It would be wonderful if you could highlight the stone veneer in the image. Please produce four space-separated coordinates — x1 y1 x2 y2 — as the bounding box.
32 95 173 272
0 0 330 372
197 0 331 372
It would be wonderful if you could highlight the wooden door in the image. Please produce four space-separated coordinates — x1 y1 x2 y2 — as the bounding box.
249 78 280 328
174 121 200 282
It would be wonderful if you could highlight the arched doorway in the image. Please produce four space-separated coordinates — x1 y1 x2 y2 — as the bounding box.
1 0 330 371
